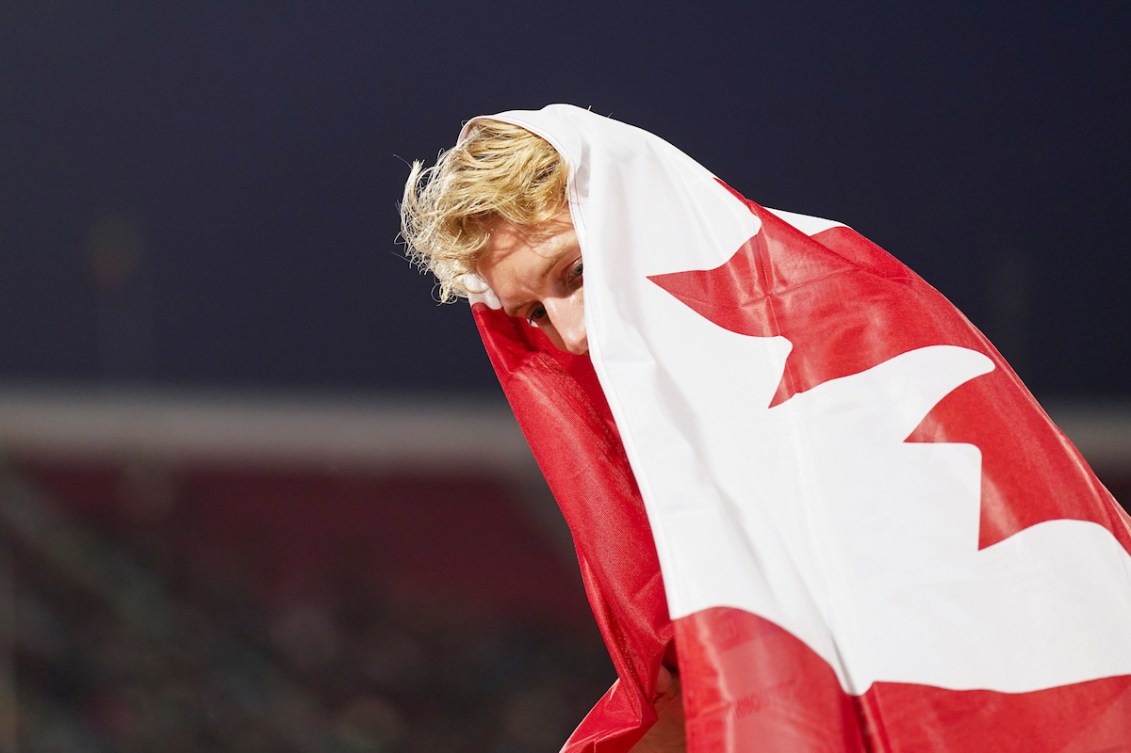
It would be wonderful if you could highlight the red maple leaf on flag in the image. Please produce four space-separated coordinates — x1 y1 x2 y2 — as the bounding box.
642 187 1131 751
649 185 1131 556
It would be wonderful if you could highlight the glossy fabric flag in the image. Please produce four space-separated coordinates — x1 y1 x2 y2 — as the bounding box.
464 105 1131 752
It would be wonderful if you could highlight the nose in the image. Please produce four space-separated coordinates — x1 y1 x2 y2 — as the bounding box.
544 293 588 355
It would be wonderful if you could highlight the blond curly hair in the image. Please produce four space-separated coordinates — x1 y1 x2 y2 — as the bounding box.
399 118 569 302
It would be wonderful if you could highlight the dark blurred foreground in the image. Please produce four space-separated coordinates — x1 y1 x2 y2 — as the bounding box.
0 392 1128 752
0 392 614 753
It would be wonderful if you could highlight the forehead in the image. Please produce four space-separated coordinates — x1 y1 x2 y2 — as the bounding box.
478 214 575 269
481 220 536 257
475 217 577 304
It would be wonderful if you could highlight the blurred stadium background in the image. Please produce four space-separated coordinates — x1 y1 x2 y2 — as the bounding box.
1 389 1127 752
2 3 1129 752
0 390 614 751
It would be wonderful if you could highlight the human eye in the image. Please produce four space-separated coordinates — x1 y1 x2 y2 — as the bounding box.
525 304 548 328
567 260 584 283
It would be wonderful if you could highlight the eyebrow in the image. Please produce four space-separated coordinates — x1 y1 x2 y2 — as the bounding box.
501 254 561 318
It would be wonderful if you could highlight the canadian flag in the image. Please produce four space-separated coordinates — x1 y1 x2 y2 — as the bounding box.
467 105 1131 752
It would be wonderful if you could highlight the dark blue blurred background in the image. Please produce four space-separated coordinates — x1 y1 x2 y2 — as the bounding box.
3 1 1129 399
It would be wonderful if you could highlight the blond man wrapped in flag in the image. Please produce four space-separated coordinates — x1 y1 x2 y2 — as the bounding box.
400 104 1131 753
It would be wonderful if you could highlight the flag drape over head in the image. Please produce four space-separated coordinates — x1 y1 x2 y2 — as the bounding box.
464 105 1131 752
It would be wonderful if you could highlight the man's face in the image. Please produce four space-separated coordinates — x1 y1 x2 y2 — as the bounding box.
476 211 588 355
